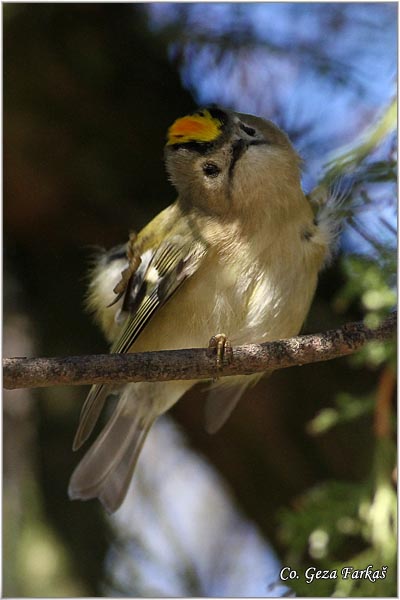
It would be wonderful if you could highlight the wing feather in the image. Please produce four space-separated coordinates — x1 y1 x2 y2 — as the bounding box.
204 373 265 434
73 229 207 451
112 239 205 353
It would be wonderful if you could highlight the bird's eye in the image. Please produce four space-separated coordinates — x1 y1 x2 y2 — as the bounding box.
202 162 221 178
240 124 256 137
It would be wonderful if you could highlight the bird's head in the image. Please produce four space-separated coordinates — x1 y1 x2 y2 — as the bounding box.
164 106 304 221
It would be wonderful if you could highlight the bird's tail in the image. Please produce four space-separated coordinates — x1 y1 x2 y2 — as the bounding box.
68 391 154 513
69 380 191 513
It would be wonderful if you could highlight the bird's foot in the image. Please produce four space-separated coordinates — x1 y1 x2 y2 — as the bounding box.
110 232 142 304
207 333 233 371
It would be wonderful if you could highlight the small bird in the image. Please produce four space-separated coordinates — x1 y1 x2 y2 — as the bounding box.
69 107 334 513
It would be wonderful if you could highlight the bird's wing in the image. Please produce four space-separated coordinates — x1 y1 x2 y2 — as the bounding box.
112 236 205 353
204 373 265 434
73 226 207 451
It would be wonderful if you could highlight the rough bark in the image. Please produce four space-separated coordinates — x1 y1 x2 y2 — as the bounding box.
3 313 396 390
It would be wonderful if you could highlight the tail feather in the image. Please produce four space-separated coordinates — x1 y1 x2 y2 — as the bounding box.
72 384 112 451
97 425 151 513
69 395 153 512
70 380 192 512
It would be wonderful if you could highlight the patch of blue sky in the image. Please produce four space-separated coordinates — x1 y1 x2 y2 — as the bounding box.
107 416 290 597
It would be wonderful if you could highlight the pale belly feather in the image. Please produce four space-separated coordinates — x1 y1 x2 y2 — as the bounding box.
131 231 321 353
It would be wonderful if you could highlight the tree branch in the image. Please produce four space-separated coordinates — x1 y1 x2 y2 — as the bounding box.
3 313 396 390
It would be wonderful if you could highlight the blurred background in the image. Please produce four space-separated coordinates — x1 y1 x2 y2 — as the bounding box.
3 3 397 597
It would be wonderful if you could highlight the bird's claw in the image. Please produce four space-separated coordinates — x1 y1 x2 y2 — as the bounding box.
207 333 233 371
109 232 142 305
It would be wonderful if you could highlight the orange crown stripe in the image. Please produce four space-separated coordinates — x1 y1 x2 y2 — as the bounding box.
167 110 223 145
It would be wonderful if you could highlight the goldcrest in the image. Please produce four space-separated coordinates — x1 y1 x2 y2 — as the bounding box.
69 107 335 513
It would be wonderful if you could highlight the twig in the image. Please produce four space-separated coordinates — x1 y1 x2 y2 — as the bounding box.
374 366 396 439
3 313 396 390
